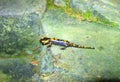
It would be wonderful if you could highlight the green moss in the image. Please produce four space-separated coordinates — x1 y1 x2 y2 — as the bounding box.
96 16 118 27
66 0 70 8
46 0 118 27
46 0 56 10
0 71 11 82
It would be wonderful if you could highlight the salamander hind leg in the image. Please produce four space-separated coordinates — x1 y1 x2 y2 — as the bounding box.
60 46 67 50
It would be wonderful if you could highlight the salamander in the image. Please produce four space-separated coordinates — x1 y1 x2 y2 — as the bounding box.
40 36 95 50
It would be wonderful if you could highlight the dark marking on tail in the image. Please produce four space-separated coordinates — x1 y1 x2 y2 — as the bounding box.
69 43 95 49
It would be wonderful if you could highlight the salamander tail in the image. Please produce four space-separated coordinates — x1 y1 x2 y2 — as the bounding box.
70 43 95 49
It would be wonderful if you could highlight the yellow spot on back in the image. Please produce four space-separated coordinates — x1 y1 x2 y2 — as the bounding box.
51 38 57 41
50 38 55 41
84 46 87 48
69 42 73 45
63 40 67 42
73 44 76 46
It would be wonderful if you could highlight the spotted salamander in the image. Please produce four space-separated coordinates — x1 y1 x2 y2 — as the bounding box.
40 36 95 50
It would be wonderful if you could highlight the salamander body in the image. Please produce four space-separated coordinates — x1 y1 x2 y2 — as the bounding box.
40 36 95 50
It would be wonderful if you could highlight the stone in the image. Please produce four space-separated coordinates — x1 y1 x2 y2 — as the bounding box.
40 9 120 81
0 0 46 55
70 0 120 26
0 0 46 16
70 0 93 13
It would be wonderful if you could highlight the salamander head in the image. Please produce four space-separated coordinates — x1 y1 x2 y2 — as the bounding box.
40 36 50 45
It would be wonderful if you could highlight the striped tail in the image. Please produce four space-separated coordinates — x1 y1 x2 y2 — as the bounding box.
69 43 95 49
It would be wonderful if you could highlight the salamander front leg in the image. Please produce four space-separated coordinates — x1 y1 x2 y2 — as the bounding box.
47 42 52 48
47 42 52 51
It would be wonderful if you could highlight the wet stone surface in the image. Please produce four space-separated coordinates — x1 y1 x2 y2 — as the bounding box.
0 0 120 82
40 9 120 81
